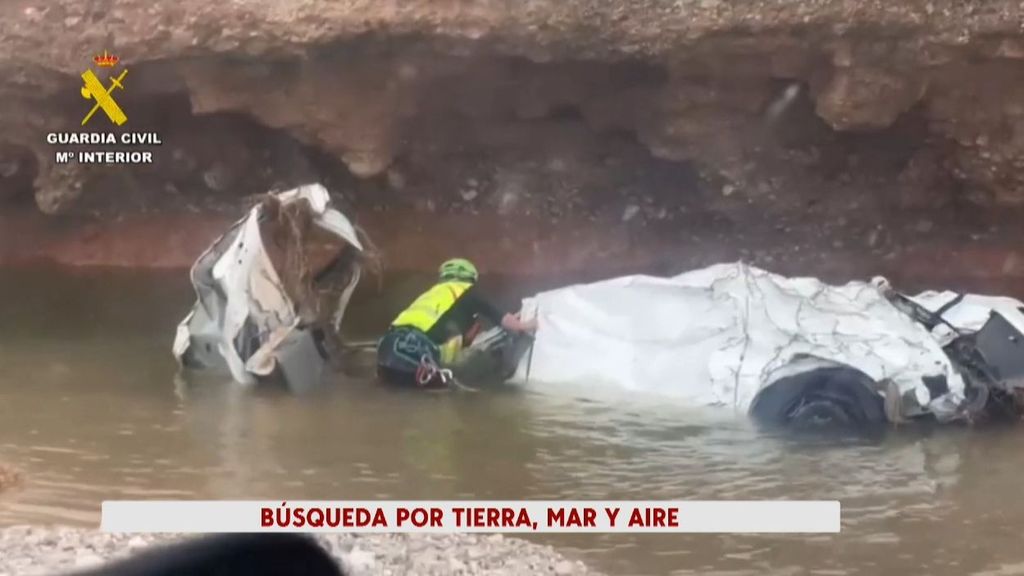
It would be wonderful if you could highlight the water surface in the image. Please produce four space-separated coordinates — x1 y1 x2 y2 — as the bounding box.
1 267 1023 575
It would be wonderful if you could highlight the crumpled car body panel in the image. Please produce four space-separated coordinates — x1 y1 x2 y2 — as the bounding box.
510 262 1024 423
173 184 363 391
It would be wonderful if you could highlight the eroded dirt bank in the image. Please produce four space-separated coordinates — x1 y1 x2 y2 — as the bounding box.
2 1 1024 290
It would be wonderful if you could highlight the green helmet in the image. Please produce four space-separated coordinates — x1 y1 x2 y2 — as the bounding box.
438 258 479 282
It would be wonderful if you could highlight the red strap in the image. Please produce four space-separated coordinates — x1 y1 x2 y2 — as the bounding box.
464 319 482 346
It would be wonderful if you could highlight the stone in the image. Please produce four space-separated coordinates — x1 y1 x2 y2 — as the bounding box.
467 545 488 560
622 204 640 221
342 547 376 575
867 229 881 247
1002 252 1021 275
73 553 103 569
448 556 468 572
555 559 576 575
814 67 926 131
386 169 406 190
202 162 233 192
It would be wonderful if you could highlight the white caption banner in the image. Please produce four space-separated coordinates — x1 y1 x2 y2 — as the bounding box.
101 500 840 534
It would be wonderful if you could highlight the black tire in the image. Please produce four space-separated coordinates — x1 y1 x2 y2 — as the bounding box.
786 392 856 429
750 366 888 434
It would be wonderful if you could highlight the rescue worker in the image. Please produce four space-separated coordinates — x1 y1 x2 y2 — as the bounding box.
376 258 536 388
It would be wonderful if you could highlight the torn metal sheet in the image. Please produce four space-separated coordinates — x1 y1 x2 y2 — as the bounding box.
173 183 364 391
510 262 1024 424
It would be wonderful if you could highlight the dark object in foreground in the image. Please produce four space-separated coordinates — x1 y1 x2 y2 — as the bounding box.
66 534 346 576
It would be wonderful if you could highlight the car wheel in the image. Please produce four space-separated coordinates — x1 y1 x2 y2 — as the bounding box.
750 366 888 434
786 392 857 429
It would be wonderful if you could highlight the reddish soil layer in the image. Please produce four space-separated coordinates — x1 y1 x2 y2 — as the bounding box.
3 209 1022 298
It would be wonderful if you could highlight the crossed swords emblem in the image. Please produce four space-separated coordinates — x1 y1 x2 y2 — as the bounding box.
80 68 128 126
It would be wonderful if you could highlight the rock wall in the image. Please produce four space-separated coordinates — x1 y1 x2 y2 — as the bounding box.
1 0 1023 285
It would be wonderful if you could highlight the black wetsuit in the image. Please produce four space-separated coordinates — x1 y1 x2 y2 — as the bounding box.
423 284 504 344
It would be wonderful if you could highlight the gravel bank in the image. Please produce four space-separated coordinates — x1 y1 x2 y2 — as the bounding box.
0 526 601 576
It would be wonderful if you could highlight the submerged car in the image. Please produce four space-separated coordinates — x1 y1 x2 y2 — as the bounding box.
172 184 369 393
468 263 1024 430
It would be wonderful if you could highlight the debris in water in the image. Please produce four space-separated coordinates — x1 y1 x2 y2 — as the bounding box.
622 204 640 222
173 183 370 393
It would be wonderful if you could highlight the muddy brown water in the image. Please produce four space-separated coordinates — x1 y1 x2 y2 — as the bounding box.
3 266 1024 576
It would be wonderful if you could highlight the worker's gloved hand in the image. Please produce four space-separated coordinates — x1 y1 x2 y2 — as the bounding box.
501 312 538 334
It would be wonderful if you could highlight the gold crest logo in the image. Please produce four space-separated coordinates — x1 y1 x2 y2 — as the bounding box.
81 51 128 126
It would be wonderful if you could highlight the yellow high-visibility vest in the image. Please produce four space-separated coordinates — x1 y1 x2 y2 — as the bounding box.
391 281 471 334
391 281 472 364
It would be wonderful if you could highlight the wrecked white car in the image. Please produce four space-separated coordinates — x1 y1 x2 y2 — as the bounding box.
172 184 368 392
471 263 1024 430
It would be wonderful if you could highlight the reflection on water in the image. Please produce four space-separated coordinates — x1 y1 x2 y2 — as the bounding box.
2 267 1024 575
